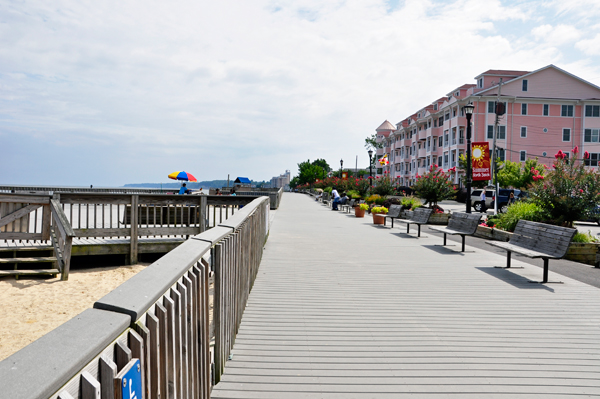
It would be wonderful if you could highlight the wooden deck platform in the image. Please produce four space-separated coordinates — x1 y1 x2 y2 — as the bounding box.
211 193 600 398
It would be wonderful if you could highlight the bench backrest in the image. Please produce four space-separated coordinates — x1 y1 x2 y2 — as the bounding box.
348 199 356 207
411 207 433 223
386 204 403 218
510 220 576 258
448 212 482 234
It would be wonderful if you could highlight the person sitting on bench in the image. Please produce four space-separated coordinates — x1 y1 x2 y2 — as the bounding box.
331 187 341 210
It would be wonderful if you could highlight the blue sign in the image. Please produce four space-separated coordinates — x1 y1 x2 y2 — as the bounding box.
121 359 142 399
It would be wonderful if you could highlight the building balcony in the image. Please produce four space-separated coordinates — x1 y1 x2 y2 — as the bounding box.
418 129 428 140
417 167 427 176
418 148 427 158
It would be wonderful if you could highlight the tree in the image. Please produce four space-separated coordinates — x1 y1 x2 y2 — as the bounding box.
295 159 331 186
412 165 457 207
364 134 383 150
497 158 545 189
529 147 600 227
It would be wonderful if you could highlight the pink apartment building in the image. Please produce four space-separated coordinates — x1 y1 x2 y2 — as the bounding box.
375 64 600 186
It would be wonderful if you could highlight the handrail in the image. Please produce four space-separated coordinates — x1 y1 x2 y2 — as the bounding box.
0 196 271 399
49 199 75 280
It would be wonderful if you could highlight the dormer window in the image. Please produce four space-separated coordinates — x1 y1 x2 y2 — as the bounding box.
478 78 483 88
455 91 460 97
433 104 438 111
522 79 528 92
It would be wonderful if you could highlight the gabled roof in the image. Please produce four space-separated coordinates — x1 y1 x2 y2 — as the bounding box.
235 177 251 184
376 120 396 131
476 64 600 96
475 69 529 79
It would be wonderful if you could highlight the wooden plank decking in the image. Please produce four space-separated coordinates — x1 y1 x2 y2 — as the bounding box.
211 193 600 398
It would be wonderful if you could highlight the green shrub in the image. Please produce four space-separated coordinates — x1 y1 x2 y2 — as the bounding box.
366 194 385 205
323 187 332 193
346 189 361 199
400 196 422 210
572 231 599 243
494 201 546 232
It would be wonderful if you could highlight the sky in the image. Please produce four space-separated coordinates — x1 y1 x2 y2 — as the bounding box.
2 0 600 187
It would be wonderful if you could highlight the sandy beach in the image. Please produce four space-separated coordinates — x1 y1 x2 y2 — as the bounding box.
0 264 148 362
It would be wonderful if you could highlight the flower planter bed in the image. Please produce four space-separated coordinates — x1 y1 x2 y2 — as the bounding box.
474 225 512 242
400 210 449 225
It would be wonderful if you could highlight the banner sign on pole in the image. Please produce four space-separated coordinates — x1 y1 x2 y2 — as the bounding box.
471 142 491 181
341 171 348 180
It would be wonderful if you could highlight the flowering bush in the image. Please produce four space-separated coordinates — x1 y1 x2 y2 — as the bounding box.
412 165 456 207
371 172 396 196
371 206 388 214
529 146 600 227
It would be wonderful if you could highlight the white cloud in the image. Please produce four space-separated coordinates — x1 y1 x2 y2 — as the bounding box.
576 34 600 56
1 0 600 185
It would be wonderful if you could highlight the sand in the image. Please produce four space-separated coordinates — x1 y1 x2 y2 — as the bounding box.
0 264 148 362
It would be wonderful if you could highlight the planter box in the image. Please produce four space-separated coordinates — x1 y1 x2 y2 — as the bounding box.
400 210 449 225
474 225 512 242
565 243 600 267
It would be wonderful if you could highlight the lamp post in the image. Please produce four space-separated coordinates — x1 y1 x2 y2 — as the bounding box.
368 149 373 186
463 102 475 214
340 159 343 178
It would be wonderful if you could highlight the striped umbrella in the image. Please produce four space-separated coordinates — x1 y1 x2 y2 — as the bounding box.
168 171 197 182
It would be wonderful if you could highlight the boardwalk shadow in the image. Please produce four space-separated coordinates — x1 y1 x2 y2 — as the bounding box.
476 267 555 292
422 244 467 255
391 231 422 239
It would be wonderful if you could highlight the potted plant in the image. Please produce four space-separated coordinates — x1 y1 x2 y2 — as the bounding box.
355 203 369 218
371 206 388 225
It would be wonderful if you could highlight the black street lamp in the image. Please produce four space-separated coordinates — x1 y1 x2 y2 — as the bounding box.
368 149 373 186
463 102 475 214
340 159 343 178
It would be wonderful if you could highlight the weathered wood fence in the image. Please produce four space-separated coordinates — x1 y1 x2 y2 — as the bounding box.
0 192 262 279
0 196 270 399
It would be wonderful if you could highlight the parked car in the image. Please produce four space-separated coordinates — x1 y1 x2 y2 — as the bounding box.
470 189 495 212
471 188 524 213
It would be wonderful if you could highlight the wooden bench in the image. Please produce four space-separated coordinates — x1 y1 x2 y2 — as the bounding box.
383 205 404 228
486 220 577 283
396 208 433 237
428 212 482 252
340 199 356 213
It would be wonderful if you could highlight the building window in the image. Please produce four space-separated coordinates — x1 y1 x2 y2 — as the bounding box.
520 126 527 138
585 153 600 167
439 136 443 147
488 101 507 114
585 105 600 117
563 128 571 142
444 113 450 121
487 125 506 139
520 150 526 162
584 128 600 143
444 131 449 147
543 104 549 116
452 108 457 118
438 117 443 126
459 128 464 144
433 104 438 111
444 153 448 167
438 156 443 167
433 119 437 127
561 105 574 117
496 148 505 162
522 79 528 91
478 78 483 88
521 103 527 115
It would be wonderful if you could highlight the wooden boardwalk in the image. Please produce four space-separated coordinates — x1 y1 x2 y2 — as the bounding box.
211 193 600 398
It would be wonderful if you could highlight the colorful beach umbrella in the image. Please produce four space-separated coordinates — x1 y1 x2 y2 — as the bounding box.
168 171 197 182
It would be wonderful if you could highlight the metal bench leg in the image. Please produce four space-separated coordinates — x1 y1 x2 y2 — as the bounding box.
417 224 421 237
443 233 447 246
391 219 394 228
542 258 549 284
506 251 511 268
384 218 386 227
461 235 465 252
407 223 410 234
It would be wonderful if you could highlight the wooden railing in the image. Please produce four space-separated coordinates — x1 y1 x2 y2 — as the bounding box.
0 196 271 399
0 193 51 241
50 199 74 281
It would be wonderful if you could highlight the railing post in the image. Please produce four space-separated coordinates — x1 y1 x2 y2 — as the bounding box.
41 202 51 241
130 195 139 265
200 195 207 233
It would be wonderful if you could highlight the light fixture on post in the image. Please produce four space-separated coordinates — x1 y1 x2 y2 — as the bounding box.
463 102 475 214
367 149 373 187
340 159 343 178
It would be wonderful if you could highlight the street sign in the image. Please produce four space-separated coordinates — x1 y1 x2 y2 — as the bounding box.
115 359 142 399
472 142 491 181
